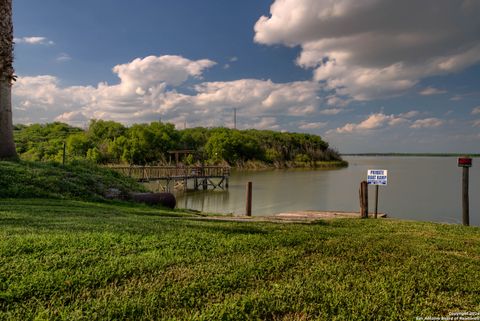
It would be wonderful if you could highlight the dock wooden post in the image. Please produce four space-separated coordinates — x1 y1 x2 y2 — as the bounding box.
462 166 469 226
359 181 368 218
246 181 252 216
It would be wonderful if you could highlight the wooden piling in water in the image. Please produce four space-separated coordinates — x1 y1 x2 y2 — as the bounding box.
359 181 368 218
246 181 252 216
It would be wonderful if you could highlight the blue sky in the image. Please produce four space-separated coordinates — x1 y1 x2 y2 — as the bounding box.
11 0 480 153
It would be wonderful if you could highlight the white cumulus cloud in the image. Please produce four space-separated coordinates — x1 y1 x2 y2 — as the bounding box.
299 122 327 130
410 118 444 129
319 108 343 115
246 117 280 130
112 55 216 90
14 36 54 45
55 111 89 124
255 0 480 101
13 55 215 125
399 111 420 119
192 79 321 117
13 55 323 130
419 87 447 96
334 112 416 134
56 53 72 63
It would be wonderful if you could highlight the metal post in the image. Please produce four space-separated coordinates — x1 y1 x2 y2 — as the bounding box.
246 181 252 216
462 167 469 226
374 185 379 219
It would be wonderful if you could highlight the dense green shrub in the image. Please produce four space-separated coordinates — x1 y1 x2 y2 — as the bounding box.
0 161 145 201
14 120 345 167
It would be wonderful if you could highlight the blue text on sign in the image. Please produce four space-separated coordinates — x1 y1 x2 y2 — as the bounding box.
367 169 388 186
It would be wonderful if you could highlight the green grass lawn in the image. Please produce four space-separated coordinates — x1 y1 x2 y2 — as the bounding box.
0 199 479 320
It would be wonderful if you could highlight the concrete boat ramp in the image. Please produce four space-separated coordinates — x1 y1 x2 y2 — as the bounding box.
195 211 387 223
273 210 387 221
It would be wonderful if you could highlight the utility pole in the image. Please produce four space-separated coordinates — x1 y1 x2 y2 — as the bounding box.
62 142 66 165
233 108 237 129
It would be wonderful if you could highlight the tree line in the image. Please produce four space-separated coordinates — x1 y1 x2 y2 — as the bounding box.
14 120 345 167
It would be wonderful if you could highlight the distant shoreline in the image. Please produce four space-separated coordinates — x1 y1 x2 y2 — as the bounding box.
342 153 480 157
232 160 349 170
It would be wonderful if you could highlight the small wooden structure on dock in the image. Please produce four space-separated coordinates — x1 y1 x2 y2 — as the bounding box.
106 165 231 192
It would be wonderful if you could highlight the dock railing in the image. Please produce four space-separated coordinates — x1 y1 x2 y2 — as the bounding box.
104 165 231 182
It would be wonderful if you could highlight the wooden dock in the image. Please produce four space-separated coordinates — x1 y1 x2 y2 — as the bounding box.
105 165 231 191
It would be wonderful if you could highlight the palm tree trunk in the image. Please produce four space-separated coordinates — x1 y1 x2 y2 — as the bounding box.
0 0 18 159
0 80 16 158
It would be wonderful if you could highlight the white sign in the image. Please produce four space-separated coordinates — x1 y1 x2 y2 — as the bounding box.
367 169 388 185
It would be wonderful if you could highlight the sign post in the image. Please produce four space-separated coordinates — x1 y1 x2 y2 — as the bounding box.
458 157 472 226
367 169 388 219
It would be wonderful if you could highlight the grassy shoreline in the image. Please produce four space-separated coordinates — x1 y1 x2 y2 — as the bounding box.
1 161 478 319
233 160 349 170
1 198 479 320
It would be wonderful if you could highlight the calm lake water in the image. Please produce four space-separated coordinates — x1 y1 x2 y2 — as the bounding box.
172 156 479 226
